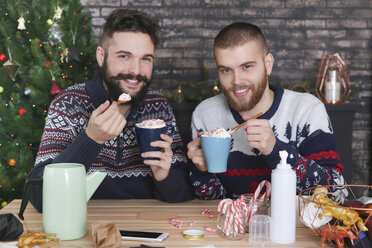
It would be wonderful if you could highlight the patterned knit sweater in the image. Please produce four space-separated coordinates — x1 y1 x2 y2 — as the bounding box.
28 72 194 212
189 85 345 199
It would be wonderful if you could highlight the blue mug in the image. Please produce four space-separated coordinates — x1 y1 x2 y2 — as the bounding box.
201 136 231 173
135 125 168 160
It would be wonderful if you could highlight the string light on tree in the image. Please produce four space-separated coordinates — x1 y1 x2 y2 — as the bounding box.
213 80 220 95
24 88 31 95
174 85 184 103
9 159 16 166
18 108 26 115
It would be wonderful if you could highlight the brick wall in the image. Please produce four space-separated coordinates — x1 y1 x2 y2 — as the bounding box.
81 0 371 185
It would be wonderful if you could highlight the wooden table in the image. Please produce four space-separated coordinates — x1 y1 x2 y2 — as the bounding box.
0 199 321 247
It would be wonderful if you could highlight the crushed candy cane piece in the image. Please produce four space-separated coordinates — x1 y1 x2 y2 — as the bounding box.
201 208 214 218
204 225 217 232
202 127 230 138
136 119 166 129
169 218 183 228
189 221 195 227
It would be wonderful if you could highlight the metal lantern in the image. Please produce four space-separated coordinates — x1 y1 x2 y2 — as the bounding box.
315 53 351 104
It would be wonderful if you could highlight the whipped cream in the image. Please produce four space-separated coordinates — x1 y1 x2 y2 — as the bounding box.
118 92 131 102
136 119 166 129
202 128 231 138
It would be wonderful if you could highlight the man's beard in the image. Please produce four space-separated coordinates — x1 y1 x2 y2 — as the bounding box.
100 59 151 106
221 71 267 113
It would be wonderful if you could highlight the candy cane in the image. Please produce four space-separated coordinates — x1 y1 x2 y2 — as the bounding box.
239 195 248 226
218 198 233 235
236 197 246 234
230 201 240 236
201 208 214 218
246 180 271 223
249 180 271 205
218 198 232 213
225 204 234 236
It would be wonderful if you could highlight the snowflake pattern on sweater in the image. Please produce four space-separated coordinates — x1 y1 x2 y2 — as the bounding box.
35 86 188 176
189 85 346 199
28 73 193 212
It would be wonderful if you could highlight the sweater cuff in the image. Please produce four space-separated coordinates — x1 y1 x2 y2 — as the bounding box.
53 130 104 170
264 138 299 169
153 163 182 191
153 163 193 202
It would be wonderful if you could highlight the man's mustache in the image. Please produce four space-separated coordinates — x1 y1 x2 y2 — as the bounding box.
109 73 150 85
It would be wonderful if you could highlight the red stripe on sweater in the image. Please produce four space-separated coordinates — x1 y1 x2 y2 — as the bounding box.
334 163 344 173
220 168 272 176
304 150 340 160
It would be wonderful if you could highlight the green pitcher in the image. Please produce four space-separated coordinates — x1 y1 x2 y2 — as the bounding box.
19 163 107 240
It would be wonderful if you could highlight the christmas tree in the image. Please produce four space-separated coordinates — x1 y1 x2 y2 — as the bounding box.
0 0 97 208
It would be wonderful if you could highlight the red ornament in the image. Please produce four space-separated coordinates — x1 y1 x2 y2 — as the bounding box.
50 80 62 95
18 108 26 115
45 61 51 67
0 54 6 61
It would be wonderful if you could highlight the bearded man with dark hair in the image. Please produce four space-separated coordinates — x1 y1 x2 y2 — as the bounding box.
27 9 194 212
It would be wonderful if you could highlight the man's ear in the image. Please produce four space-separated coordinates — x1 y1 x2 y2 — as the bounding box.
96 46 105 67
265 53 274 76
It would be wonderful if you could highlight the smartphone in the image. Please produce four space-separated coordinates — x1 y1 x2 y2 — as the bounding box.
120 230 169 242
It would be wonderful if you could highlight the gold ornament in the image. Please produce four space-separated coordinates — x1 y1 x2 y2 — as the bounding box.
3 60 21 80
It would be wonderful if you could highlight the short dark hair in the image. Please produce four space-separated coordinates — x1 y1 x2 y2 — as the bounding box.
100 9 160 49
214 22 268 54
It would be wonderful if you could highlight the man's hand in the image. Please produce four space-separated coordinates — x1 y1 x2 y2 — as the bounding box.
187 133 207 171
243 116 276 155
86 100 127 144
142 134 173 181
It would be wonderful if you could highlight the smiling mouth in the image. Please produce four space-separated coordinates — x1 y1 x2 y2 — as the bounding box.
233 88 250 97
124 78 140 87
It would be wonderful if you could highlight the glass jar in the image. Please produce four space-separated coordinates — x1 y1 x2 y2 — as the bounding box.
216 210 245 240
242 194 270 233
